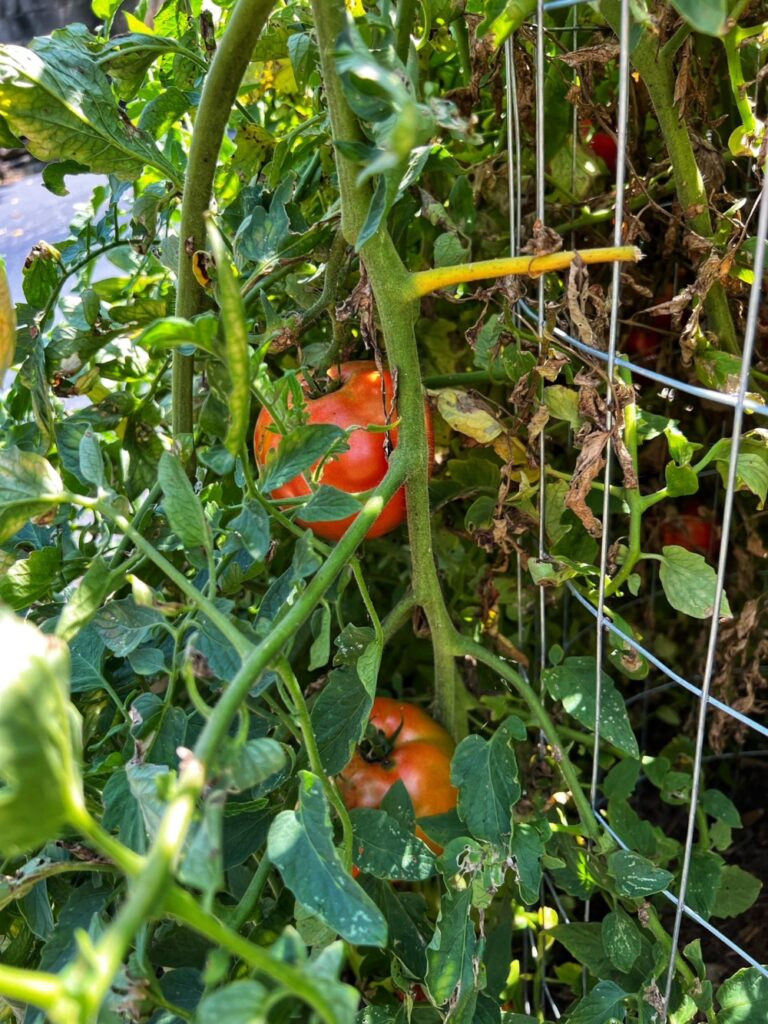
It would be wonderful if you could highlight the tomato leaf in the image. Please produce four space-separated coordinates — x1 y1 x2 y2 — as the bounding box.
297 485 362 523
158 451 212 554
268 772 387 946
601 909 641 973
260 423 347 493
349 808 436 881
0 547 61 611
668 0 728 36
658 546 731 619
607 850 673 898
565 980 628 1024
451 715 525 847
0 447 64 544
542 656 639 757
311 667 372 775
425 888 477 1006
0 256 16 387
717 968 768 1024
711 865 763 919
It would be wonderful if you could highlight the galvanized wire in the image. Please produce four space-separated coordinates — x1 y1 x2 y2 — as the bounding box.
536 0 548 684
661 168 768 1016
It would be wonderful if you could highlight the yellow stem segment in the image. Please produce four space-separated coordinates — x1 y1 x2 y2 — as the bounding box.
406 245 641 298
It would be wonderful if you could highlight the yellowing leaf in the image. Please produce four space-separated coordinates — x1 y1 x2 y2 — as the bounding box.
346 0 365 14
431 388 503 444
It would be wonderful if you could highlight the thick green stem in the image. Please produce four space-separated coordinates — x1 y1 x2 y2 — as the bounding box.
311 0 464 738
229 854 272 930
600 1 739 355
723 29 757 134
0 966 62 1017
173 0 277 436
165 889 345 1023
193 460 406 763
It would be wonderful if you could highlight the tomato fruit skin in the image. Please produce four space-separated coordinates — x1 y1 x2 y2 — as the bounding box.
589 130 618 176
661 514 716 557
337 697 457 851
253 361 433 541
626 326 662 360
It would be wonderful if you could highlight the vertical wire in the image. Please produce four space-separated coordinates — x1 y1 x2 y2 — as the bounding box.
505 36 527 663
661 166 768 1019
535 0 547 686
590 0 631 810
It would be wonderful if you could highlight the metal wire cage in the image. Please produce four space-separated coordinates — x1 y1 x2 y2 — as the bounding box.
505 0 768 1017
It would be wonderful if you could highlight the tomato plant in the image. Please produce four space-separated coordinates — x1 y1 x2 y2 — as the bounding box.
337 697 457 848
0 2 766 1023
253 361 432 540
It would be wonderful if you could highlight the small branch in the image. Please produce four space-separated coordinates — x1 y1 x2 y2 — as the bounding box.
406 246 641 298
173 0 277 437
192 458 407 764
276 658 355 868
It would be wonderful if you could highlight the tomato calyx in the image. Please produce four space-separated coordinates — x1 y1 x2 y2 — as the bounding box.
358 719 405 765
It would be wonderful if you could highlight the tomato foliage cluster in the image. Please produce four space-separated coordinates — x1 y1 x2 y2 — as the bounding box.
0 1 767 1023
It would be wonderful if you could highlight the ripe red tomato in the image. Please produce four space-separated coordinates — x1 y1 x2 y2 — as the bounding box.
589 130 618 176
625 326 662 360
337 697 457 852
661 514 716 557
253 361 433 542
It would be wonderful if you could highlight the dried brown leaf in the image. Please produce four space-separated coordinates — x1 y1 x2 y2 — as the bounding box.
558 42 620 67
565 429 610 537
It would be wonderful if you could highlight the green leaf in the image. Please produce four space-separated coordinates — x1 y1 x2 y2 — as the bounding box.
56 558 120 643
603 759 641 802
450 715 525 847
702 789 741 828
607 850 673 898
267 772 387 946
159 452 212 553
78 429 105 489
717 968 768 1023
711 865 762 919
226 501 271 562
311 668 373 775
0 39 179 183
260 424 348 493
0 448 64 544
665 462 699 497
194 980 269 1024
544 385 582 430
685 850 724 919
92 597 164 657
0 612 83 855
659 547 731 619
602 910 642 973
542 657 639 757
0 547 60 611
509 822 545 905
298 486 362 523
227 738 288 792
567 980 627 1023
208 221 252 459
550 923 612 976
179 791 225 903
425 888 477 1006
668 0 728 36
350 808 436 881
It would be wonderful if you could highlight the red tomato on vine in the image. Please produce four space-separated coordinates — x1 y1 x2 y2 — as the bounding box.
253 360 433 541
337 697 457 852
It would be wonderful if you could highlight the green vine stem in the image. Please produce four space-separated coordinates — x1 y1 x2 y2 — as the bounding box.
228 853 273 930
173 0 277 437
723 27 758 136
275 658 356 869
69 494 253 659
192 459 406 763
311 0 464 737
0 966 62 1018
600 1 739 355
